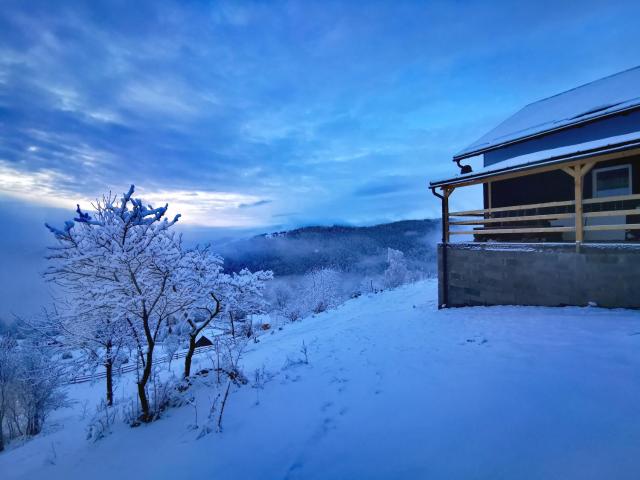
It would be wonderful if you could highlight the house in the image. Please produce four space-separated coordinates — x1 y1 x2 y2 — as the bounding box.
430 66 640 309
195 335 214 348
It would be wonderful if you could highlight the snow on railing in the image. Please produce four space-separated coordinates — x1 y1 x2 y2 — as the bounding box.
66 345 216 384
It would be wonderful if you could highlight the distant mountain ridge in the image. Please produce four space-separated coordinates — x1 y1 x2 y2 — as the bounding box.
221 219 440 276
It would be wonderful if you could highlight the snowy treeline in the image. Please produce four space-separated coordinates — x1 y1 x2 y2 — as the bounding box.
267 248 422 325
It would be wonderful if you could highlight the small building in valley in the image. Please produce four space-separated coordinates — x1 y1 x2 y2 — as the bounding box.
430 66 640 308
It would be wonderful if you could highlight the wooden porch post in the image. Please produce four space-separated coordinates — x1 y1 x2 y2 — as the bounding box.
442 187 453 243
562 162 596 251
574 169 584 247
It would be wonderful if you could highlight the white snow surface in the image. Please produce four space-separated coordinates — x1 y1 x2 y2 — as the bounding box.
3 279 640 479
457 65 640 157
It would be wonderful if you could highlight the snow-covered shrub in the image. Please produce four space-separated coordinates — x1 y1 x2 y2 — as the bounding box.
122 371 186 427
14 342 68 436
268 282 304 322
219 268 273 339
302 267 342 314
0 337 68 446
358 275 384 295
0 335 18 451
163 330 183 371
384 248 410 289
86 400 117 442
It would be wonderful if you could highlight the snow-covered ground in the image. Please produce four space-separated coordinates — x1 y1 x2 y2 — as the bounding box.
3 279 640 479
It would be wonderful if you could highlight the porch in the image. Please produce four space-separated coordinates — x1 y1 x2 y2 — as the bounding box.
430 145 640 309
432 148 640 247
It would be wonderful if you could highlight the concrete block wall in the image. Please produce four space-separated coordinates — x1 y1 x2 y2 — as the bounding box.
438 243 640 309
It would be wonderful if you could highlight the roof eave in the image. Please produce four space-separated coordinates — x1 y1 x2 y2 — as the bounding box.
431 138 640 189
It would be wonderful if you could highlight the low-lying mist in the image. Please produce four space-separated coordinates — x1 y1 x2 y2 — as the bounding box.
220 219 440 277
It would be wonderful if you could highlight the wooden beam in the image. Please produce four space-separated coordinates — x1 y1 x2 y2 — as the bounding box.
584 209 640 218
584 223 640 231
450 199 576 217
561 166 575 177
450 226 574 235
450 212 575 225
451 193 640 217
584 193 640 205
580 161 597 177
450 209 640 225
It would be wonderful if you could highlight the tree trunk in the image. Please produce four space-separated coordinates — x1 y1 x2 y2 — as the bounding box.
137 346 154 422
105 359 114 407
27 411 40 436
217 380 231 432
105 341 114 406
184 334 197 379
229 312 235 338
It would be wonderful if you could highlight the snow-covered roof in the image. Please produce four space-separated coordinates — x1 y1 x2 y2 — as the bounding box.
455 66 640 160
431 130 640 187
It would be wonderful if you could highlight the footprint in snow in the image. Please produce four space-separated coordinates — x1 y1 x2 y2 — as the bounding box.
284 461 305 480
461 337 489 345
321 401 334 412
309 417 336 443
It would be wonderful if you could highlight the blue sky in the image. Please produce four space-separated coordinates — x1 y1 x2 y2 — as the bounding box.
1 0 640 317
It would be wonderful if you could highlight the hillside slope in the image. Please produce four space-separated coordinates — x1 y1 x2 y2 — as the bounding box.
220 219 440 275
3 280 640 479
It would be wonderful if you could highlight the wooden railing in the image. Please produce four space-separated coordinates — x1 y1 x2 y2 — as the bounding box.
66 344 218 384
447 193 640 239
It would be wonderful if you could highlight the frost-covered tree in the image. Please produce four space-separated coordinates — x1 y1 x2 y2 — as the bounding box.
0 335 18 451
45 186 193 421
268 282 304 322
303 267 341 314
384 248 410 289
0 337 67 444
221 269 273 338
39 302 127 406
172 247 272 378
180 246 224 378
162 328 183 372
15 341 68 436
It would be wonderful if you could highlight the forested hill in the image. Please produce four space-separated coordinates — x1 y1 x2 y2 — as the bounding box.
220 219 440 276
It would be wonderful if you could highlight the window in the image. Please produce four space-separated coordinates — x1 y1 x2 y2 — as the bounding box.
592 165 631 198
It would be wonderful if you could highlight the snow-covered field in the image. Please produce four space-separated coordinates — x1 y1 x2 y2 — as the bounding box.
2 279 640 479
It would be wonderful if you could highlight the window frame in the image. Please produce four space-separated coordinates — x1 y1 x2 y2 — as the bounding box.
591 164 632 198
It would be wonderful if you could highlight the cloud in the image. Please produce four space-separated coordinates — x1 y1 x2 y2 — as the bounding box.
0 161 93 210
238 199 272 209
353 176 415 198
138 188 268 227
0 161 270 227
